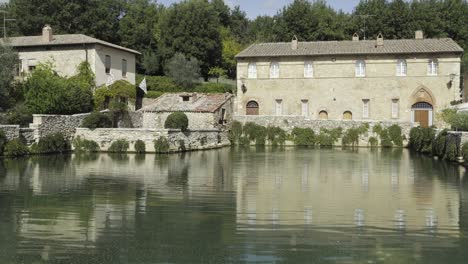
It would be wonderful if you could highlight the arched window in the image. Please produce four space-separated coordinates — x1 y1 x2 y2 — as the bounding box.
428 59 438 76
270 62 279 78
319 111 328 120
304 61 313 78
248 63 257 79
246 101 259 115
396 59 407 76
355 60 366 77
343 111 353 120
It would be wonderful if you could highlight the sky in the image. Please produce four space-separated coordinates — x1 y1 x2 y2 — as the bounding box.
159 0 362 18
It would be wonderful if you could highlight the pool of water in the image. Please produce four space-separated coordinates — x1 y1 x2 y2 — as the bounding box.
0 147 467 263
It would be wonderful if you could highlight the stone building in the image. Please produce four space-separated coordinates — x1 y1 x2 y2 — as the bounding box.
138 93 235 130
1 25 140 86
236 32 463 127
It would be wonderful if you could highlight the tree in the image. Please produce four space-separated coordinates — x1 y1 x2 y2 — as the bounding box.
0 44 19 111
158 0 222 79
221 28 244 79
353 0 389 39
208 67 227 83
165 53 200 89
386 0 412 39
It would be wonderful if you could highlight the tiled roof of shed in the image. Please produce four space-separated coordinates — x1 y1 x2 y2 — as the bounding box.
236 38 463 58
138 93 233 113
1 34 140 54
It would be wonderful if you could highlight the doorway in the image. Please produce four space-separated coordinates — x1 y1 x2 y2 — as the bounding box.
412 102 433 127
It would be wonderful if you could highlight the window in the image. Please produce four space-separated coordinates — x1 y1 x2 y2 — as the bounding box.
355 60 366 77
28 59 36 72
392 99 399 119
219 108 227 124
270 62 279 78
246 101 259 115
362 99 370 119
105 55 111 74
182 96 190 102
122 59 127 77
428 59 438 76
15 61 22 77
301 100 309 117
343 111 353 120
248 63 257 79
275 99 283 116
304 61 313 78
319 111 328 120
396 59 407 76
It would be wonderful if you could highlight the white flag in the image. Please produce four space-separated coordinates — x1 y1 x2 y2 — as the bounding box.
139 77 147 94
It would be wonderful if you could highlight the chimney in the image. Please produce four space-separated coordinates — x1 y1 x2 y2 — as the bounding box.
291 35 298 50
352 33 359 41
376 33 384 47
42 25 53 42
415 30 424 39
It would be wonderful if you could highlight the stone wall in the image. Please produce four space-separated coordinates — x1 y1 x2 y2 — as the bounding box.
31 113 91 141
74 128 229 153
0 125 20 140
234 115 413 147
142 112 218 130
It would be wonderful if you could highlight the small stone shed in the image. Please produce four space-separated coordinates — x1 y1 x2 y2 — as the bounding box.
138 93 234 130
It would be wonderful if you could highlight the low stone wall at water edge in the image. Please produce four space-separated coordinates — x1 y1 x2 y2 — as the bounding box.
0 125 20 140
74 128 230 153
31 113 92 141
234 115 413 147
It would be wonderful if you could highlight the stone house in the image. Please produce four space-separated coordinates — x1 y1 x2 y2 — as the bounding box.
138 93 235 130
1 25 140 86
236 32 463 127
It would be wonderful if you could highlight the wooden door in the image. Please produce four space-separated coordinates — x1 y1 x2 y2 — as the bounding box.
246 101 259 115
414 110 429 127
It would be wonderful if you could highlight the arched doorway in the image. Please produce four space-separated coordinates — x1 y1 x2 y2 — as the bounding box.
319 111 328 120
246 101 259 115
412 102 433 127
343 111 353 120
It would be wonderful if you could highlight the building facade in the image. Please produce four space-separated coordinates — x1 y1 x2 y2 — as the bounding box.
1 25 140 86
236 32 463 127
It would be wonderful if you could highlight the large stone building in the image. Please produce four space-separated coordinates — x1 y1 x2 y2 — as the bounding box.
236 32 463 127
1 25 140 86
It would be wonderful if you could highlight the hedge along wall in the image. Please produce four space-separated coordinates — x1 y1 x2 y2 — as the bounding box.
74 128 230 153
234 116 413 147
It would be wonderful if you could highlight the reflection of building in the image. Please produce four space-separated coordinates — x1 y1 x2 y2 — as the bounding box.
1 25 139 86
236 149 460 233
236 32 463 127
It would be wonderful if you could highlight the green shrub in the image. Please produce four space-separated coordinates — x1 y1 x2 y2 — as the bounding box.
373 124 383 135
445 142 458 162
228 121 243 145
292 127 316 146
73 136 100 152
388 125 403 147
146 91 165 99
432 129 448 157
33 133 71 154
6 103 33 127
380 129 393 148
368 136 378 147
342 125 368 147
242 122 267 145
266 126 287 146
154 137 170 153
81 112 113 129
134 140 146 153
409 127 435 153
164 112 189 131
0 130 6 154
108 139 129 153
317 128 342 147
3 139 30 157
94 80 135 110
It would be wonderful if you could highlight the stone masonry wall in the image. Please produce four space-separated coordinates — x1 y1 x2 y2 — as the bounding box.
31 113 91 141
74 128 229 153
142 112 217 130
0 125 20 141
234 115 413 146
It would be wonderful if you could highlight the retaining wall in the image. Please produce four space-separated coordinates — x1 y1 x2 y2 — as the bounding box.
0 125 20 141
31 113 92 141
74 128 230 153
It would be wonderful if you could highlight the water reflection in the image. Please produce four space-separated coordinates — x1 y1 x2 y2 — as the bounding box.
0 148 467 263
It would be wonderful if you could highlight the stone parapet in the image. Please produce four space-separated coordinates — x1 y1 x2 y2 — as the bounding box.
0 125 20 141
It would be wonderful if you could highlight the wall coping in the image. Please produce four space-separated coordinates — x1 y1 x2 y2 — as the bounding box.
33 113 91 118
0 125 20 128
75 128 221 133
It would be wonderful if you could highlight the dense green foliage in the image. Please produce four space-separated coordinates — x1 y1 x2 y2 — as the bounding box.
134 140 146 154
94 80 135 110
3 139 30 157
108 139 130 153
372 124 404 148
73 136 100 152
31 133 71 154
440 109 468 131
228 121 243 145
291 127 316 146
5 103 33 127
0 131 6 154
154 137 170 153
266 126 287 147
24 62 94 115
81 112 113 129
0 44 20 111
317 128 343 147
342 124 369 147
432 129 449 157
164 112 189 131
165 53 201 88
409 127 436 153
462 142 468 161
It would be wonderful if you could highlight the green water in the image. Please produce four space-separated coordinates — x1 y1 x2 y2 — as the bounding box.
0 148 467 264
